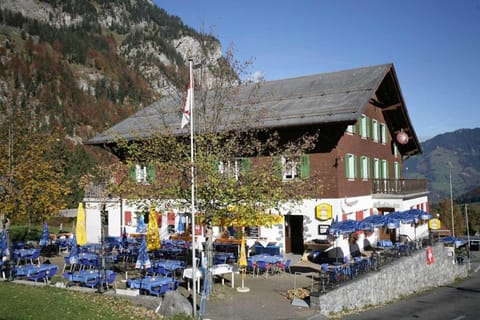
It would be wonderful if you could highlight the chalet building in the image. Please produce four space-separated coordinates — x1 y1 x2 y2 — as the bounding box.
86 63 429 256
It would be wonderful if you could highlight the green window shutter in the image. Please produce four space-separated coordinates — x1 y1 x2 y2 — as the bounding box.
366 116 371 139
129 165 136 181
147 163 156 183
241 158 251 172
353 155 358 178
385 160 389 179
274 156 282 177
367 157 371 179
394 161 400 179
359 117 364 137
360 156 366 179
214 159 220 173
345 155 350 178
300 154 310 178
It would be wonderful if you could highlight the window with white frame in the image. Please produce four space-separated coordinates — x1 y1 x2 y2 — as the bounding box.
360 156 370 180
281 156 298 180
359 114 369 139
346 124 356 134
380 123 387 144
372 119 379 142
393 143 399 158
373 158 380 179
130 163 155 184
218 158 241 180
135 164 148 183
345 154 357 180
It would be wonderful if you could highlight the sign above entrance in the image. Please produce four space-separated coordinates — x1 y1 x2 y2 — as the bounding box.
315 203 332 221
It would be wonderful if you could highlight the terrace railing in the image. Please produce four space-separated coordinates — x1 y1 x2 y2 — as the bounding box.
372 178 428 195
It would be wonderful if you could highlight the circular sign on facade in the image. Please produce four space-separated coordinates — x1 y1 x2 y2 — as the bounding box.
428 218 441 230
315 203 332 221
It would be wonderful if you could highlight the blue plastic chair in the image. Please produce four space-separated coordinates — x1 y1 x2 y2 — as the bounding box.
156 265 172 278
246 259 257 277
84 276 101 288
46 265 58 281
27 270 47 283
256 261 272 277
275 259 291 274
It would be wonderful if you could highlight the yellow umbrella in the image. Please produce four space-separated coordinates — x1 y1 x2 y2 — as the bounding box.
75 203 87 246
237 235 250 292
239 236 247 267
147 206 161 251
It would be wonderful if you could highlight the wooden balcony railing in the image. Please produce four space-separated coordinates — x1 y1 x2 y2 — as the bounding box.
372 179 428 195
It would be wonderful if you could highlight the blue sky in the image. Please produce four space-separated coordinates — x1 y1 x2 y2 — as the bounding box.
155 0 480 141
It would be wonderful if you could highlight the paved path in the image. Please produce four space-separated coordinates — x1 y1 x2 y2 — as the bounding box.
202 254 328 320
45 252 329 319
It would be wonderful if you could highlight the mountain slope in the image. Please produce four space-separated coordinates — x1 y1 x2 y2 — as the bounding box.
0 0 225 206
0 0 223 137
403 128 480 203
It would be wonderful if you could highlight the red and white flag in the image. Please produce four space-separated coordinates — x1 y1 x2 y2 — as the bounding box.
181 81 193 128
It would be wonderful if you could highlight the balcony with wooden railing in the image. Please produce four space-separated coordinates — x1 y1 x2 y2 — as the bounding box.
372 179 428 196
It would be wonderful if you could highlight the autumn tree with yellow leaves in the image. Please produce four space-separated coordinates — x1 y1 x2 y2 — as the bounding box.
0 97 71 229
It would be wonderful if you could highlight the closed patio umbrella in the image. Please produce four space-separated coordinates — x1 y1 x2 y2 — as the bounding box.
68 233 79 264
177 214 184 234
135 235 151 270
121 226 127 248
237 235 250 293
147 206 160 251
0 228 7 260
39 222 50 247
75 203 87 246
136 214 147 234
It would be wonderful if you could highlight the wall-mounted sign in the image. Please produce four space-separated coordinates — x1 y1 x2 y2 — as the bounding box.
318 224 330 235
429 218 441 230
315 203 332 221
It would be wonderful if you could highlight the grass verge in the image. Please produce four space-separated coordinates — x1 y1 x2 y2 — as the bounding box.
0 281 160 320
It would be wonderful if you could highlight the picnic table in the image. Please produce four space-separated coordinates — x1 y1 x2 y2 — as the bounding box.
127 275 177 295
183 264 236 293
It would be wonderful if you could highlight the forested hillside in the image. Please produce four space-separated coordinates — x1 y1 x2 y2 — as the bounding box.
0 0 224 223
403 128 480 203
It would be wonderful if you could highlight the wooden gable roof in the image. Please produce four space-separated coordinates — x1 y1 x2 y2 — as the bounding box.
88 63 421 158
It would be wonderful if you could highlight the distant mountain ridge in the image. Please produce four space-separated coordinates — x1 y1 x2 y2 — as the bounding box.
403 128 480 203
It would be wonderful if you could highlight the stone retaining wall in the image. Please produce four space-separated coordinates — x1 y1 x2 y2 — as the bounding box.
310 243 468 317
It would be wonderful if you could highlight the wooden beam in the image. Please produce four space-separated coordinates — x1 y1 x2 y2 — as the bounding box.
382 103 402 111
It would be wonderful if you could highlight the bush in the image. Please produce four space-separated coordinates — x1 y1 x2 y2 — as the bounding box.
8 225 42 242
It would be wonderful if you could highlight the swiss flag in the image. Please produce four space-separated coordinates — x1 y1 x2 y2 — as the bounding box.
181 81 193 128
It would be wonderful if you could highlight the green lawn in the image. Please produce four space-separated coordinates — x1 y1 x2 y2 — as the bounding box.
0 281 166 319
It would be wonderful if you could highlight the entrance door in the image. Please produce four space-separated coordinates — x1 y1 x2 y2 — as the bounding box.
285 215 304 254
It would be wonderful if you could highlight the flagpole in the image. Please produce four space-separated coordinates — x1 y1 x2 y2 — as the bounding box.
188 59 197 318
